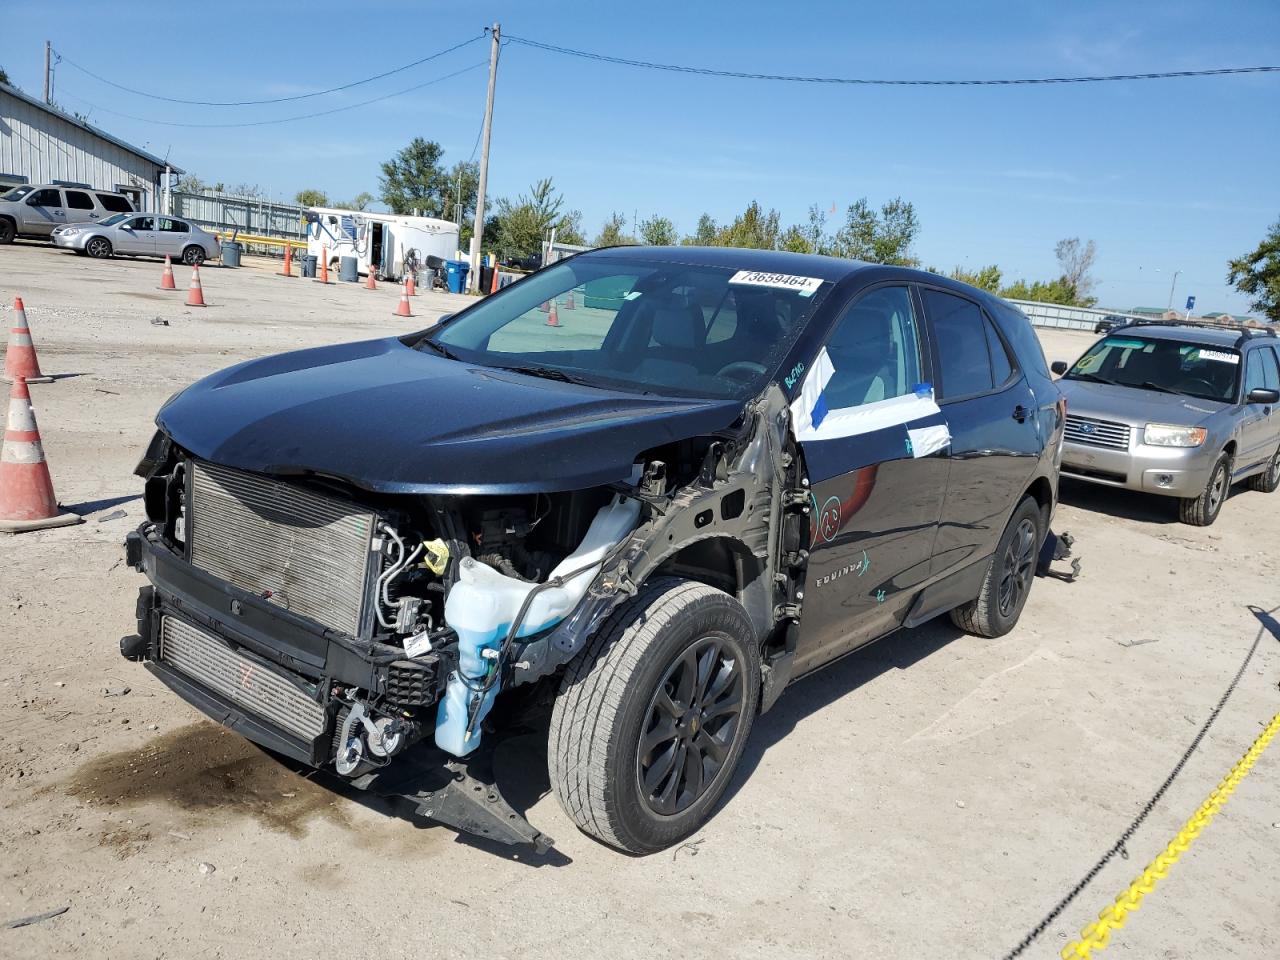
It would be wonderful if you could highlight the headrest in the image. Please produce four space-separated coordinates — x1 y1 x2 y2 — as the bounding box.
650 298 706 349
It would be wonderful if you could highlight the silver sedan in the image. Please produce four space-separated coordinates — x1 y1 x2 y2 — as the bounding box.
51 213 220 265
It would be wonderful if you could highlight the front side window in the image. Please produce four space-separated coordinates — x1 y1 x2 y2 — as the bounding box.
27 189 62 208
822 286 922 409
924 289 997 399
128 216 156 231
1066 336 1239 403
425 256 833 400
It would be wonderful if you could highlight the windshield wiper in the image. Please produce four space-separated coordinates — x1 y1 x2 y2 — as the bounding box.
495 364 594 386
1066 371 1117 385
418 338 459 360
1139 380 1179 395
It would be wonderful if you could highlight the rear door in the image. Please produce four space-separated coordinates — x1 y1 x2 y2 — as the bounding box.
21 188 65 234
921 287 1041 577
63 189 99 225
117 215 158 256
156 217 191 258
793 283 948 673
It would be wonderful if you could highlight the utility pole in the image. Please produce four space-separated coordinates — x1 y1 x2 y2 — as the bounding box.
43 41 52 104
1165 269 1181 312
468 23 500 293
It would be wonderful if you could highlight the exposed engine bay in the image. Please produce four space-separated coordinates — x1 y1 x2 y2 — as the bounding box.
123 386 806 850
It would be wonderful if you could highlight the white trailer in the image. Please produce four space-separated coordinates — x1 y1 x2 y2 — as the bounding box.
304 207 459 280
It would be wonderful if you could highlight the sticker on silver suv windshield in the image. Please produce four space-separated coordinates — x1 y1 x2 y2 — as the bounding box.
728 270 823 296
1196 349 1239 364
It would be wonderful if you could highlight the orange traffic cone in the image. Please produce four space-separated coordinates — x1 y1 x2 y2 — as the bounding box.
316 246 330 284
565 289 575 310
159 255 177 290
546 301 561 328
539 300 550 313
281 245 294 278
366 270 377 290
394 281 413 318
186 265 207 307
0 377 82 533
490 265 499 294
406 273 417 296
3 298 52 384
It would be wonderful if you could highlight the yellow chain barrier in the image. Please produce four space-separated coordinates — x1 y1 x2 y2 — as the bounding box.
1062 711 1280 958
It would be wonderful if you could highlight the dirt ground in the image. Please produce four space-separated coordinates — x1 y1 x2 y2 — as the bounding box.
1 241 1277 960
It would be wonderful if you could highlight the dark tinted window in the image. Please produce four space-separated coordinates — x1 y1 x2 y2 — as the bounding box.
27 189 62 207
924 290 994 398
158 218 188 233
994 306 1051 379
127 216 155 231
65 190 95 210
96 193 132 213
823 286 922 409
984 315 1014 385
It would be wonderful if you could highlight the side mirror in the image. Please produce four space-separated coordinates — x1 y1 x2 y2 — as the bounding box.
1051 361 1069 375
1247 387 1279 405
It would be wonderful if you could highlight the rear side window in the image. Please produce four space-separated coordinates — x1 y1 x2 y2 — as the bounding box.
158 218 188 233
27 188 62 207
924 289 1000 398
984 317 1014 386
96 193 132 213
65 190 95 210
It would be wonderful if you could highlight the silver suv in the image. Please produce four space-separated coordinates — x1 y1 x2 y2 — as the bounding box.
0 184 136 243
1052 322 1280 525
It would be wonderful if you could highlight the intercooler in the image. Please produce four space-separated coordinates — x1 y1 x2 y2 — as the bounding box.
188 461 377 636
159 616 327 740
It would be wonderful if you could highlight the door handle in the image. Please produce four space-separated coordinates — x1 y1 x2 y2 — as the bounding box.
1012 404 1028 423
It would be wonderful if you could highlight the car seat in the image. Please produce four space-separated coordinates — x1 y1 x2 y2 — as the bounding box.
824 305 895 408
632 294 707 384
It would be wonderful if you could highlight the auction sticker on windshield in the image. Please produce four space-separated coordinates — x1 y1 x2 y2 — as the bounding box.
1195 349 1239 364
729 270 823 296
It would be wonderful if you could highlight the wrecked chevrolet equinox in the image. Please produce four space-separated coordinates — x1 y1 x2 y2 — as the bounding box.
122 246 1064 854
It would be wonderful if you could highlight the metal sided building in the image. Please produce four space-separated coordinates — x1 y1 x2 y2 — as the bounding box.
0 82 180 210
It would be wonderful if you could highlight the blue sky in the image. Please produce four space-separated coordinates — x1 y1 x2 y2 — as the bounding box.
4 0 1278 313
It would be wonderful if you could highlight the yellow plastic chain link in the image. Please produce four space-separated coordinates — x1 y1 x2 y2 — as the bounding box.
1062 711 1280 958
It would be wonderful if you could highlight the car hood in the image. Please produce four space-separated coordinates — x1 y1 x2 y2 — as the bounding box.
1057 378 1230 426
156 337 746 494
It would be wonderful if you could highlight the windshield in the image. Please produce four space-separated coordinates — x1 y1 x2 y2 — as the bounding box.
421 255 832 400
1066 335 1239 403
99 213 129 227
1 185 32 201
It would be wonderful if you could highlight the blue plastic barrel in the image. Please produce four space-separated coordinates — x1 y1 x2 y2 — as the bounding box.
301 255 317 278
445 259 469 294
339 256 358 283
220 241 242 267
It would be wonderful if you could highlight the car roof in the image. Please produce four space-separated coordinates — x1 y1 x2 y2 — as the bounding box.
1110 323 1252 348
584 245 873 282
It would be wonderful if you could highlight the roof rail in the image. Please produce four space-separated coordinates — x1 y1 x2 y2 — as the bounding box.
1234 326 1277 348
1111 317 1275 340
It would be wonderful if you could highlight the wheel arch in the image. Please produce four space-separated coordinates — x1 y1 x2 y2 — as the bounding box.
1023 474 1055 523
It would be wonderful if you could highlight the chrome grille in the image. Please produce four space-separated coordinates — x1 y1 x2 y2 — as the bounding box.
189 461 375 636
159 616 326 740
1064 415 1131 450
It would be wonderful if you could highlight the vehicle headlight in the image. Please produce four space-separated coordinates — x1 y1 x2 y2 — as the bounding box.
1144 423 1207 447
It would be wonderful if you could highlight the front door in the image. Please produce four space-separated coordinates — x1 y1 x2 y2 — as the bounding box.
117 215 158 256
1239 346 1280 473
21 188 65 235
919 287 1041 575
794 284 949 673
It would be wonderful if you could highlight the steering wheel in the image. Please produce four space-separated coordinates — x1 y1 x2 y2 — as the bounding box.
1180 377 1218 394
716 360 767 383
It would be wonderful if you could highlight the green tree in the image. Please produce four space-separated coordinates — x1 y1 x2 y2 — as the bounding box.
683 214 718 245
596 212 635 246
342 191 375 211
379 138 449 216
444 160 479 242
0 65 10 86
713 201 781 249
556 209 587 246
1227 217 1280 324
1000 276 1079 305
493 178 571 258
778 224 813 253
832 197 920 265
175 173 206 194
1055 237 1098 303
950 264 1003 292
294 188 329 207
639 215 678 246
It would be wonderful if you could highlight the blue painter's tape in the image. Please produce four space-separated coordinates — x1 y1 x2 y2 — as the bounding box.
811 393 829 428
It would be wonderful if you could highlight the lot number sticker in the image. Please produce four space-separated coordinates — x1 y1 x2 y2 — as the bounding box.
729 270 823 296
1196 349 1239 364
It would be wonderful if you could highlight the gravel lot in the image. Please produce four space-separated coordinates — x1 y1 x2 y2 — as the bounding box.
1 241 1277 959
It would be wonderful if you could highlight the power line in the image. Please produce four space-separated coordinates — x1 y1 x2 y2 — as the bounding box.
59 61 487 128
53 33 485 107
505 34 1280 86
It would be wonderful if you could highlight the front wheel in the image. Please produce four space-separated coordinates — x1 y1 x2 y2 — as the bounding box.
181 245 205 266
85 236 113 259
549 578 760 854
1179 453 1230 525
950 496 1044 638
0 219 14 244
